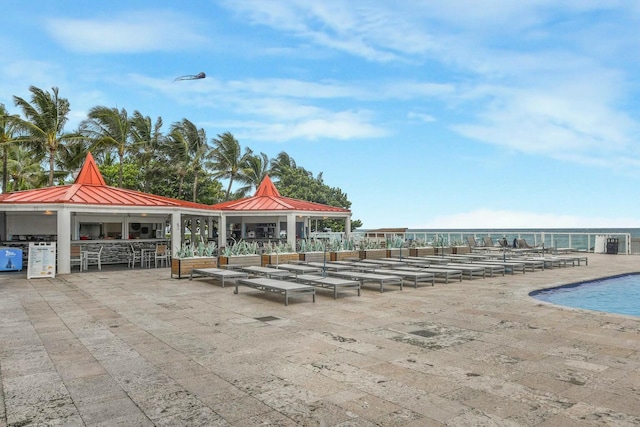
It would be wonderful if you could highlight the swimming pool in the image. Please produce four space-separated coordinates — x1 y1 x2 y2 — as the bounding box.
530 273 640 317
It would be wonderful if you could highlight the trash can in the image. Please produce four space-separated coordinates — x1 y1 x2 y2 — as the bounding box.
606 238 619 255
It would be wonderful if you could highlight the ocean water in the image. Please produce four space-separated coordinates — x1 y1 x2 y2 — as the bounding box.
531 274 640 317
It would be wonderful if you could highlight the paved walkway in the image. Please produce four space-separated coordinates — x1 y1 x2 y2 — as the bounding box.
1 254 639 426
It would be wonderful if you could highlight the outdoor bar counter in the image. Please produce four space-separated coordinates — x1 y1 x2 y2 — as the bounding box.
72 239 171 265
0 239 171 270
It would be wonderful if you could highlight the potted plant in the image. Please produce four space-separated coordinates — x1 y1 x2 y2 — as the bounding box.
358 239 386 259
451 239 471 255
171 240 218 279
298 239 328 262
385 236 407 258
261 241 298 266
409 239 435 256
329 238 359 261
218 239 261 268
432 235 451 256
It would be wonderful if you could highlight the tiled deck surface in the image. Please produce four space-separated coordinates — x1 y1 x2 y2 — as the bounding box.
1 254 639 426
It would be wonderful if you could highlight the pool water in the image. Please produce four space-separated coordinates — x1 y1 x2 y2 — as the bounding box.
531 273 640 317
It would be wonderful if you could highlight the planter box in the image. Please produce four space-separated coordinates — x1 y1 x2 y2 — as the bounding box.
452 246 471 255
410 247 435 257
261 253 299 266
330 250 360 262
218 254 261 268
359 249 386 259
386 248 408 258
171 257 217 279
434 246 452 255
298 252 327 263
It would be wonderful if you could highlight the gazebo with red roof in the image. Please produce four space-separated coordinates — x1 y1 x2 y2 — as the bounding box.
0 153 220 274
211 175 351 246
0 154 352 275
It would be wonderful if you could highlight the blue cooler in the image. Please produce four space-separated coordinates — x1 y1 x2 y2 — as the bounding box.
0 247 23 271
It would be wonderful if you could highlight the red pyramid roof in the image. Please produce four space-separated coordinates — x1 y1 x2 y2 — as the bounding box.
211 175 350 213
0 152 213 209
74 152 106 186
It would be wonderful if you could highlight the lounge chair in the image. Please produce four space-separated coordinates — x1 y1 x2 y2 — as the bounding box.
517 239 544 252
235 277 316 305
483 237 496 247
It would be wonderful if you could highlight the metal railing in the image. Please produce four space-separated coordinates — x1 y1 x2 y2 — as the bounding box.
339 230 635 255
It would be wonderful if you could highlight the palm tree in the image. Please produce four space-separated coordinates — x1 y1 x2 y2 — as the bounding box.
235 152 269 197
130 111 164 192
80 106 132 187
210 132 253 200
13 86 78 186
0 104 21 193
6 144 46 191
269 151 297 181
167 119 210 201
56 135 90 183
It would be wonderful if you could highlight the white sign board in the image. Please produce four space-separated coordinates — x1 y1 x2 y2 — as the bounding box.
27 242 57 279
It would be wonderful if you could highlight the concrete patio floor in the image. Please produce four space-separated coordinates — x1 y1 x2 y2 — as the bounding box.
1 254 639 426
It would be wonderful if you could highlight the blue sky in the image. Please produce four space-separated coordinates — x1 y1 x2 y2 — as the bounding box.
2 1 640 229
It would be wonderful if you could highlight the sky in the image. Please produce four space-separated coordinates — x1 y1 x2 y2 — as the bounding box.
2 1 640 230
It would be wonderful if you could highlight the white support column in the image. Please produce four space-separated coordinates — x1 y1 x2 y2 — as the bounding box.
218 215 226 249
172 211 181 258
287 213 296 248
57 209 71 275
345 216 351 240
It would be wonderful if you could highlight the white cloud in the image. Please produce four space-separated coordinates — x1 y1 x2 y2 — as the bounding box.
46 11 208 53
417 209 640 229
408 112 436 123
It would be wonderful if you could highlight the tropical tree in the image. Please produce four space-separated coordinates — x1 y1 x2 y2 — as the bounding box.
6 144 46 191
269 151 297 181
13 86 79 186
167 119 210 201
130 110 164 192
0 104 21 192
80 106 132 187
275 166 362 231
235 151 269 197
209 132 253 200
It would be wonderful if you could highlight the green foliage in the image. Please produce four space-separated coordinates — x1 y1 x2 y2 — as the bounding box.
409 238 428 248
274 166 361 231
100 161 142 189
358 239 382 250
328 237 356 251
175 240 217 258
386 236 406 248
297 239 327 252
433 235 449 247
262 240 294 254
6 85 359 225
221 239 260 256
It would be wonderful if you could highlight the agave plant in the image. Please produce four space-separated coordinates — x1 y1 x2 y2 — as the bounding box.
433 235 449 247
358 239 382 250
263 240 294 254
176 243 195 258
297 238 326 252
385 236 405 249
175 240 217 258
221 239 260 256
409 238 428 248
328 237 356 251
